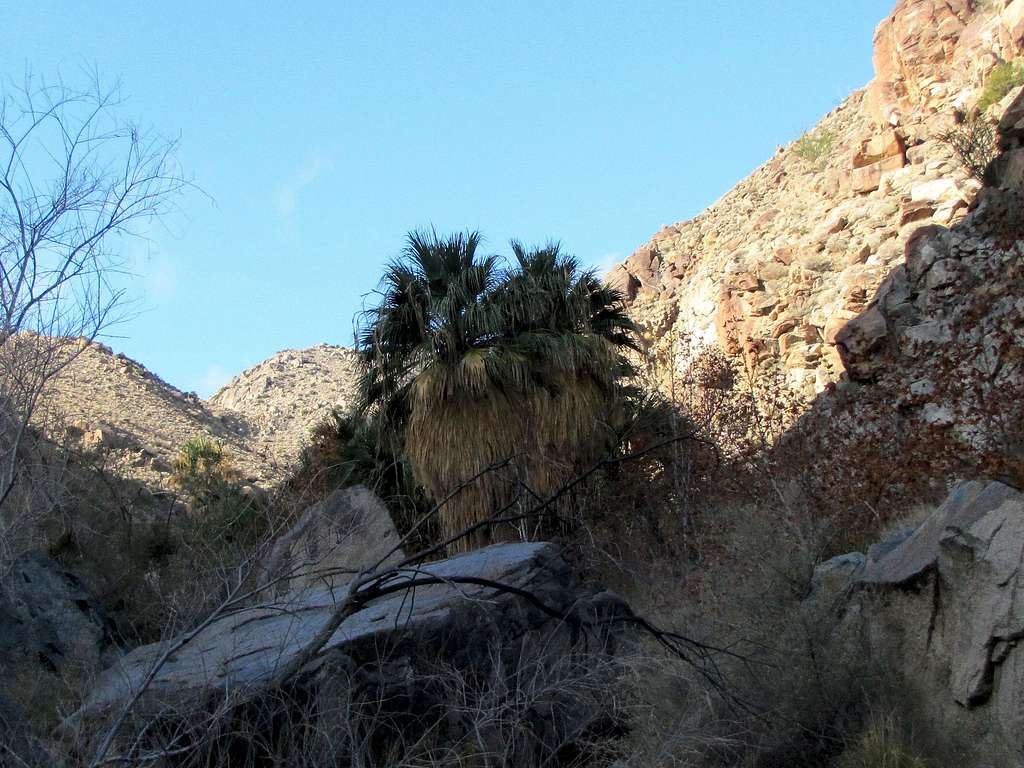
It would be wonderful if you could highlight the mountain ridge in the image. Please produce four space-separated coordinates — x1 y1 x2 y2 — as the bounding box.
43 341 361 489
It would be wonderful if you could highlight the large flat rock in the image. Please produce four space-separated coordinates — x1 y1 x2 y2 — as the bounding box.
75 541 623 721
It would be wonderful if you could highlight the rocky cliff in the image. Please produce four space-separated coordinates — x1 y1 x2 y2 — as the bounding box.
609 0 1024 407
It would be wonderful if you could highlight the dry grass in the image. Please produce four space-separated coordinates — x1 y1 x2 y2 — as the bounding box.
407 362 620 554
836 712 928 768
58 641 630 768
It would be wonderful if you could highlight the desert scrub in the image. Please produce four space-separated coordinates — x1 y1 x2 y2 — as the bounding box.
793 128 836 166
977 59 1024 113
40 446 271 643
940 115 997 180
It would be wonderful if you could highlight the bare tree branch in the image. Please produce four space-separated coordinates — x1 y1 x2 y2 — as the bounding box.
0 71 191 545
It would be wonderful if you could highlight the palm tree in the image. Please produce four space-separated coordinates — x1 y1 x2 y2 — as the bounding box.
357 230 638 553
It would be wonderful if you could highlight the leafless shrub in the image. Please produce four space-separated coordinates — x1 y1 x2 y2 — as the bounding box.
939 116 997 180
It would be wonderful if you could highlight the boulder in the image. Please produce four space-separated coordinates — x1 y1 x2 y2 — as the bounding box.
71 538 630 756
835 305 889 380
823 311 857 345
851 153 906 194
852 128 905 168
0 553 113 680
605 263 639 300
812 480 1024 763
260 485 405 598
899 200 936 226
911 178 960 203
860 480 1017 585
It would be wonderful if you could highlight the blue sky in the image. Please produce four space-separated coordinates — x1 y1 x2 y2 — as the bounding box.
3 1 893 396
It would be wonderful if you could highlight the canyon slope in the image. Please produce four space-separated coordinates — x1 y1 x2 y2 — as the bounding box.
609 0 1023 404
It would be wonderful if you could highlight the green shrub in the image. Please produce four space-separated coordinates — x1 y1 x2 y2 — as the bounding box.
172 437 236 488
793 129 836 166
977 59 1024 113
290 409 433 549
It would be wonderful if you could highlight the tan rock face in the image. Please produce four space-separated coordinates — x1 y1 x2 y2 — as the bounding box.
852 128 906 168
866 0 973 125
852 152 907 193
867 0 1024 126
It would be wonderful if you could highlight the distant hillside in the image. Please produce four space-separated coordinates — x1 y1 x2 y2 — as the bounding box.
209 344 362 465
42 342 362 489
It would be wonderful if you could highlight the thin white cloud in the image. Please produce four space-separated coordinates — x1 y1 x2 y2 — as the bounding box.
592 252 622 276
192 364 232 399
274 152 336 217
144 256 178 301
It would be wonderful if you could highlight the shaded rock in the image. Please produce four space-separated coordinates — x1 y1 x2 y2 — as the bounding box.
261 485 404 598
861 480 1017 585
811 552 865 603
835 305 889 380
997 85 1024 149
0 554 113 680
866 527 913 565
985 147 1024 190
72 541 629 730
812 480 1024 764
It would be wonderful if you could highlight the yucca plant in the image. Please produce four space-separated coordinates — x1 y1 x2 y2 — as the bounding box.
171 437 238 499
357 230 639 553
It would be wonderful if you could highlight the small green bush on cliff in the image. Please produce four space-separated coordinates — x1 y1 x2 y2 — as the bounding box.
793 128 836 166
977 59 1024 113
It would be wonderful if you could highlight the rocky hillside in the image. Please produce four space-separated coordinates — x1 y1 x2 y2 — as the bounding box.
44 342 361 489
609 0 1024 403
209 344 361 464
